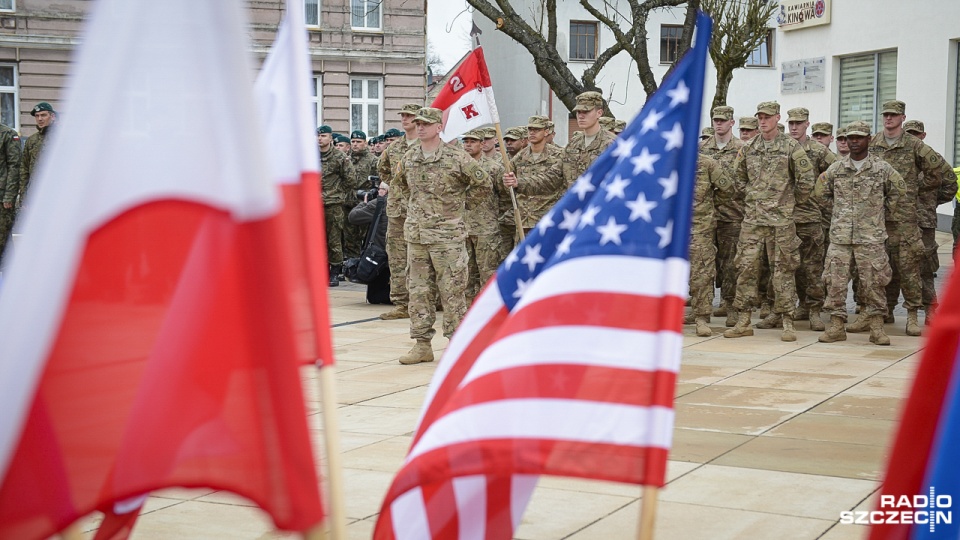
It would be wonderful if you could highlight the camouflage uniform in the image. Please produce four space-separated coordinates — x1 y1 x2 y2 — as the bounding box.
511 143 565 232
793 137 836 314
19 123 53 206
561 129 617 188
731 131 816 315
393 135 491 341
0 124 21 265
464 155 505 302
320 145 355 266
689 155 732 319
378 134 418 310
816 153 904 319
345 147 379 258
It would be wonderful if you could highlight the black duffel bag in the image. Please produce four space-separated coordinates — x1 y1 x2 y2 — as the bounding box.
345 197 388 284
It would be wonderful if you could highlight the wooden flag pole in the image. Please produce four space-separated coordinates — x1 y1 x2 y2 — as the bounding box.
314 364 347 540
636 485 660 540
493 122 526 242
58 522 83 540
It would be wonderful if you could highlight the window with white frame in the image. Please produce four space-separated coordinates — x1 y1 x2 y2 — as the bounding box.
569 21 598 61
838 50 897 133
746 29 774 68
350 77 382 136
311 74 322 129
0 1 14 13
954 49 960 165
304 0 319 27
0 65 18 131
351 0 381 31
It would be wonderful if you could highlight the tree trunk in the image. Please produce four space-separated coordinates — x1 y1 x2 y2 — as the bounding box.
711 64 735 110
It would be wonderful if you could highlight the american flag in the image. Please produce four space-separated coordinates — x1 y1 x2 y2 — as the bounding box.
374 13 712 540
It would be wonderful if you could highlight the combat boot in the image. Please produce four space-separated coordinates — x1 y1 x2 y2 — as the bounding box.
884 306 895 324
695 317 712 337
713 302 728 318
399 340 434 365
683 312 695 324
328 264 340 287
905 309 922 337
869 315 891 346
818 316 847 343
808 308 825 331
379 305 409 320
723 311 754 338
794 305 809 321
755 312 782 329
758 303 771 319
846 309 871 333
781 314 797 342
925 304 936 327
725 308 739 328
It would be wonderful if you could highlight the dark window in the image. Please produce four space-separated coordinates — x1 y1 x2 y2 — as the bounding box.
660 25 683 64
569 21 598 61
746 29 774 67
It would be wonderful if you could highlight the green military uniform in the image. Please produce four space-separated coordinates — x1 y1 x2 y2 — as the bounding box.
0 124 21 265
688 155 732 336
19 123 53 207
319 133 355 268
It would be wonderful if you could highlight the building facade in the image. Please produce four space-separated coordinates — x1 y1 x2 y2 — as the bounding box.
0 0 427 137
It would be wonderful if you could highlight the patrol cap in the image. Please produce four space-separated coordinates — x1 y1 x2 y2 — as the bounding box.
835 126 847 138
599 116 615 130
527 115 552 129
756 101 780 116
881 100 906 115
739 117 758 130
904 120 925 134
777 124 785 133
712 105 734 120
350 130 367 140
399 103 421 115
413 107 443 124
482 127 497 139
613 120 626 133
573 91 603 112
461 129 485 141
317 125 333 134
384 128 403 138
700 127 714 138
787 107 809 122
845 120 871 137
811 122 833 135
30 102 55 116
503 127 525 140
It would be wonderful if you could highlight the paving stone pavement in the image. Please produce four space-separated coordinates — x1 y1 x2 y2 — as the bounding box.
73 233 955 539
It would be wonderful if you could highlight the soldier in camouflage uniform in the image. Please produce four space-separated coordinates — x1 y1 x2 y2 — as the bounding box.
738 116 759 142
613 120 626 135
317 125 356 287
503 115 565 236
699 105 745 327
868 100 955 336
904 120 957 325
0 123 20 266
812 123 836 255
599 116 616 134
562 91 617 187
392 108 491 365
345 130 379 259
502 127 528 158
462 129 505 303
19 102 56 210
784 107 836 331
811 122 834 152
687 155 733 336
377 103 421 320
481 127 501 162
724 101 816 342
816 121 904 346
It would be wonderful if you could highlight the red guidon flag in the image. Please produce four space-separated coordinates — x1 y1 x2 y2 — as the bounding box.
431 47 500 142
0 1 324 539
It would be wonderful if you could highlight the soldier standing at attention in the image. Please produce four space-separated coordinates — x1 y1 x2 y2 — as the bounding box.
812 122 837 256
811 122 835 152
561 91 616 187
345 130 378 259
19 102 56 208
0 122 20 266
738 116 759 142
317 125 355 287
699 105 745 327
816 121 904 346
686 154 732 336
461 129 504 303
392 107 491 365
835 127 849 157
868 100 955 335
377 104 421 320
502 115 565 236
502 127 527 158
481 127 501 162
724 101 815 342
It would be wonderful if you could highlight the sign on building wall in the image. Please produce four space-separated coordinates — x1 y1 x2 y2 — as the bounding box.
781 57 826 94
777 0 831 31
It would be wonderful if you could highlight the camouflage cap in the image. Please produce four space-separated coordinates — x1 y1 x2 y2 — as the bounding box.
350 130 367 140
700 127 714 138
503 127 525 140
30 102 55 116
712 105 734 120
573 91 604 112
756 101 780 116
739 117 758 130
527 115 551 129
414 107 443 124
845 120 871 137
811 122 833 135
518 126 529 137
787 107 809 122
835 127 847 138
399 103 422 115
777 124 785 133
384 128 403 138
461 129 485 141
613 120 626 133
316 125 333 134
904 119 925 134
482 127 497 139
599 116 615 130
881 100 906 115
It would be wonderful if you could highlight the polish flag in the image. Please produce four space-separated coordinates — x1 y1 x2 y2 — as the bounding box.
432 47 500 143
0 2 324 539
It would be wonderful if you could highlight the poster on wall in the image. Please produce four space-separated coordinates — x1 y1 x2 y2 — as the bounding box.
777 0 831 31
781 57 826 94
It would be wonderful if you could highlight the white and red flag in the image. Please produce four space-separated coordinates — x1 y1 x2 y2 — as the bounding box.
431 47 500 143
0 2 324 539
375 13 713 539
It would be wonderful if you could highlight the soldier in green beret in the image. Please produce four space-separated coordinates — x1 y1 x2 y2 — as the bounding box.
317 125 356 287
345 129 379 260
19 102 56 212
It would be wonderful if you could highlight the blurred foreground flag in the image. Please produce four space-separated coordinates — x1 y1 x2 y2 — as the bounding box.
0 2 323 539
375 13 712 540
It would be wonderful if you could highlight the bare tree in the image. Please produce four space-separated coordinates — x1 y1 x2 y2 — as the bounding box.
465 0 699 113
700 0 777 109
426 41 446 78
